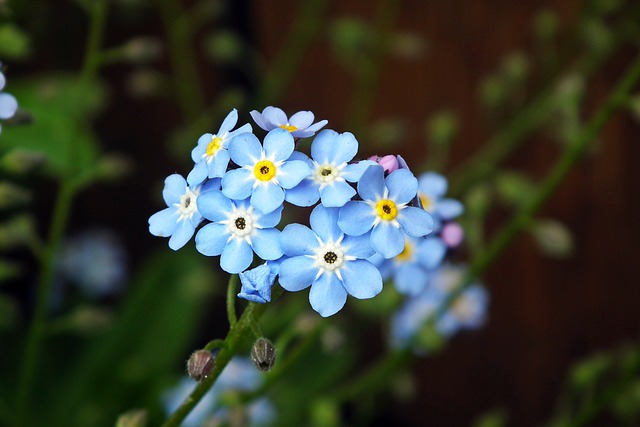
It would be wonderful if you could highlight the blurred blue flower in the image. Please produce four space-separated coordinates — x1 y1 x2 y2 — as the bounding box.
238 261 279 303
0 69 18 134
338 165 434 259
187 108 252 186
163 357 275 427
285 129 376 207
195 191 283 274
250 106 328 138
417 172 464 231
390 288 440 349
149 174 211 250
222 128 311 214
278 205 382 317
436 284 489 337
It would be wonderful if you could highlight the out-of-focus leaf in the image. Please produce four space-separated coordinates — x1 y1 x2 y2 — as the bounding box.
366 118 406 150
0 24 30 59
494 171 537 208
0 294 18 330
473 408 508 427
115 408 147 427
529 218 574 258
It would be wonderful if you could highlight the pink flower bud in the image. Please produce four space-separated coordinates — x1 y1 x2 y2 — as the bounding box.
441 222 464 248
369 154 399 174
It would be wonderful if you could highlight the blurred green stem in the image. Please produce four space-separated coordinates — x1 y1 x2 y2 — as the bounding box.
80 0 108 83
227 274 238 327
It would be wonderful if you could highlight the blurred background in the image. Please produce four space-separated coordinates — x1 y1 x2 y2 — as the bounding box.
1 0 640 426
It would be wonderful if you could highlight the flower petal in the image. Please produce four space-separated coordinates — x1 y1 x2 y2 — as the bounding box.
279 256 317 291
149 207 178 237
319 180 355 208
191 133 211 163
394 263 429 296
416 236 446 270
0 93 17 119
284 179 319 207
262 106 288 127
251 183 284 214
218 108 239 134
343 233 375 258
386 169 418 204
280 224 318 256
310 205 341 242
340 259 382 299
251 228 283 261
250 110 269 130
220 239 253 273
187 161 208 187
195 223 229 256
228 132 262 166
221 168 254 201
288 111 315 129
311 130 358 165
264 128 294 162
397 206 434 237
357 164 385 201
371 222 404 259
342 160 377 182
418 172 448 198
437 198 464 220
257 204 283 228
162 174 187 206
337 201 375 236
168 221 195 250
209 150 231 178
309 273 348 317
197 190 234 222
292 119 328 138
278 160 311 189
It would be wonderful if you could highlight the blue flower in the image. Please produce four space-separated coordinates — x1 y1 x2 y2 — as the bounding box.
0 70 18 134
285 129 376 207
390 288 440 349
195 190 283 274
149 174 212 250
221 128 311 214
250 106 328 139
437 285 489 337
187 109 252 186
238 261 281 303
417 172 464 231
338 165 434 259
278 204 382 317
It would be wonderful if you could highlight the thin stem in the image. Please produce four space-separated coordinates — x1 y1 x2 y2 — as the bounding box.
80 0 108 84
226 274 238 327
204 339 225 353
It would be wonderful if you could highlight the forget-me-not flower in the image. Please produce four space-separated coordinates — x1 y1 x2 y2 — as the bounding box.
250 106 328 138
195 191 283 274
187 108 252 186
417 172 464 231
285 129 376 207
338 165 434 259
0 70 18 134
149 174 213 250
238 261 281 303
278 205 382 317
222 128 311 214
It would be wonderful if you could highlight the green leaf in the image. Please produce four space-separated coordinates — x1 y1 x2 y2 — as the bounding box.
0 24 31 59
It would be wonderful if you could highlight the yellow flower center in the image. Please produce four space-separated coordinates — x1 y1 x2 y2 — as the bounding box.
395 241 413 262
279 124 298 132
254 160 277 181
419 193 433 211
375 199 398 221
206 137 223 157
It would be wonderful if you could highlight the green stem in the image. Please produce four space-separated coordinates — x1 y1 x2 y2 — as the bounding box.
80 0 108 84
15 180 76 425
204 339 225 353
227 274 238 327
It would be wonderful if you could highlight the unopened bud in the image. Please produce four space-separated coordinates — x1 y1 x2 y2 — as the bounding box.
115 408 148 427
187 349 215 381
0 149 46 174
0 182 30 208
251 337 276 372
95 153 133 181
368 154 398 174
441 222 464 248
122 37 163 63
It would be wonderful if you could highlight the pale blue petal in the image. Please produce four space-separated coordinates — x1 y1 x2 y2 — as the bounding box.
319 180 355 207
342 160 377 182
201 178 221 193
250 110 269 130
343 233 375 258
0 73 5 91
357 165 385 201
280 224 318 256
251 228 283 260
417 237 446 270
218 108 239 134
292 120 328 138
340 260 382 299
310 205 341 242
228 123 253 140
195 223 229 256
279 256 317 291
386 169 418 204
394 263 429 296
228 132 262 166
288 111 314 129
168 221 195 250
309 273 348 317
221 168 253 200
209 150 231 178
262 106 287 127
257 204 283 228
149 207 178 237
397 206 434 237
311 130 357 165
371 222 404 259
187 161 208 187
284 179 319 207
162 174 187 206
278 160 311 189
264 128 294 162
418 172 448 198
0 93 17 119
220 239 253 274
438 199 464 220
196 190 233 222
337 201 375 236
191 133 212 162
251 184 284 214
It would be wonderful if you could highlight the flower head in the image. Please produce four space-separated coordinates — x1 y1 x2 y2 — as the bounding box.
250 106 327 138
221 128 311 214
369 154 399 174
417 172 464 231
0 70 18 134
187 109 252 186
238 261 280 303
278 205 382 317
195 191 283 274
338 165 434 259
149 174 212 250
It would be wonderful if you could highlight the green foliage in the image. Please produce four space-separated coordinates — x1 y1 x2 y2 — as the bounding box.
0 23 30 59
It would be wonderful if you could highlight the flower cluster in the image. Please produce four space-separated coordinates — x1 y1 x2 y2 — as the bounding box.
149 107 440 316
0 66 18 133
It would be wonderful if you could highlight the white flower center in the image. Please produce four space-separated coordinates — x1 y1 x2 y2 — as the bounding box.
175 186 201 222
221 205 257 242
312 162 346 190
310 235 355 279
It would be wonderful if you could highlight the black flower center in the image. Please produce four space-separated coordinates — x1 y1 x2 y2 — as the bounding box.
235 217 246 230
321 168 332 176
382 204 391 214
184 197 191 208
324 251 338 264
260 165 270 175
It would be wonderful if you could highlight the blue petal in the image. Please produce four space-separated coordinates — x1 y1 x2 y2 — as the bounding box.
228 132 262 166
342 160 377 182
394 263 429 296
257 204 283 228
319 180 355 207
262 106 287 126
279 256 317 291
343 233 375 258
187 161 208 187
418 172 448 198
337 201 375 236
278 160 311 189
201 178 221 193
340 260 382 299
251 228 283 261
251 183 284 214
386 169 418 204
264 128 294 162
197 190 233 222
149 207 178 237
292 120 328 138
371 222 404 259
0 93 17 119
195 223 229 256
279 224 318 256
312 130 358 165
162 174 187 206
357 164 385 201
397 206 434 237
191 133 211 163
228 123 253 140
437 198 464 220
218 108 239 134
220 239 253 274
417 237 446 270
237 292 268 304
309 273 348 317
221 168 254 200
250 110 269 130
309 205 342 242
284 179 319 207
288 111 315 129
168 221 195 250
209 150 231 178
238 263 276 304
